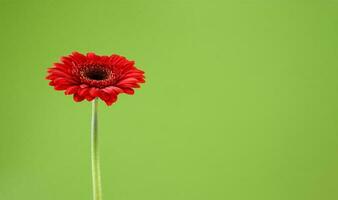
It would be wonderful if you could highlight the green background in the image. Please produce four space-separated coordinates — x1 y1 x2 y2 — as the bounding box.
1 0 338 200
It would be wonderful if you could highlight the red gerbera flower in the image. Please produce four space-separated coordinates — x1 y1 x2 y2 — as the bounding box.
46 52 145 105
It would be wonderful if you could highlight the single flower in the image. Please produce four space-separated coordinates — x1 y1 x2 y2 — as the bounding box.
46 51 145 105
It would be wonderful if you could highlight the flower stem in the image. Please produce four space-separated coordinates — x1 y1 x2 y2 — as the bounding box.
91 98 102 200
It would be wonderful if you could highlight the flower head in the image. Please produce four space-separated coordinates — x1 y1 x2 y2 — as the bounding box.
46 52 145 105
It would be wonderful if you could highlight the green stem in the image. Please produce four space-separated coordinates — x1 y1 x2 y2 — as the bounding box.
91 98 102 200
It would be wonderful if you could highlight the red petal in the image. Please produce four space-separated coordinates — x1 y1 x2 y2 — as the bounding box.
71 52 87 63
49 70 76 81
46 74 56 80
80 84 88 88
102 86 123 94
137 78 145 83
78 88 89 96
65 86 79 95
53 77 77 85
61 57 74 66
97 90 110 101
85 95 95 101
119 83 140 88
54 85 68 90
53 63 68 71
116 78 139 85
123 88 134 95
87 52 98 60
89 87 99 97
105 95 118 106
73 94 85 102
123 72 145 79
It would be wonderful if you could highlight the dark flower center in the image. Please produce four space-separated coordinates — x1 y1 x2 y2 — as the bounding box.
78 65 117 88
84 68 109 81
